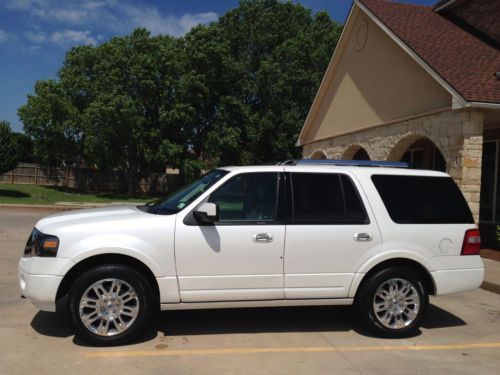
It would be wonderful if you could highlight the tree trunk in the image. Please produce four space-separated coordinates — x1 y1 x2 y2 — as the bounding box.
178 165 187 186
125 167 137 197
148 172 159 196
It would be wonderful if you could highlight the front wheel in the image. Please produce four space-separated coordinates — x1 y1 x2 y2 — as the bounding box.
355 267 428 337
68 264 154 345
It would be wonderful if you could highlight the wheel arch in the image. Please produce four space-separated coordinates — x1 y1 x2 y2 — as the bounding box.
350 258 436 299
56 253 161 307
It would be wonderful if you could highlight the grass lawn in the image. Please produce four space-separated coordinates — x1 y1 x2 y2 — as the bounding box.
0 184 155 205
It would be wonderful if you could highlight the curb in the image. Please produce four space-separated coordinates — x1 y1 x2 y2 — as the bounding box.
480 249 500 262
480 253 500 295
0 204 77 210
0 203 141 210
481 281 500 295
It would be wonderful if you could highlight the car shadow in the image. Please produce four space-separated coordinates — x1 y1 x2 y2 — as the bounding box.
30 309 158 346
421 304 467 329
30 303 467 346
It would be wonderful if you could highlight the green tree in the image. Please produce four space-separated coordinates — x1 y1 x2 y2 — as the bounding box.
18 80 81 164
18 0 342 193
180 0 342 167
0 121 19 174
11 132 34 162
20 29 184 195
217 0 341 163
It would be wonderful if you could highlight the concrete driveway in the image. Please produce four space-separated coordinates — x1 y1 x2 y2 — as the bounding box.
1 207 499 375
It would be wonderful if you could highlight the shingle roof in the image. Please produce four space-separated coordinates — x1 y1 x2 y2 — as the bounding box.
358 0 500 104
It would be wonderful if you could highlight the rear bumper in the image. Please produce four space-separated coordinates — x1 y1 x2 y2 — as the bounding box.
430 255 484 295
431 268 484 295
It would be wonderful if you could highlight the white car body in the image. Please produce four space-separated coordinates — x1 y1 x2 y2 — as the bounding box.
19 165 484 313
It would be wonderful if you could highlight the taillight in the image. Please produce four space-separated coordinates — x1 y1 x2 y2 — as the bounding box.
461 229 481 255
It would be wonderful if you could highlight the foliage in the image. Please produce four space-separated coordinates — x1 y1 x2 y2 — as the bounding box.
18 80 81 164
0 121 20 174
18 0 342 195
11 132 34 163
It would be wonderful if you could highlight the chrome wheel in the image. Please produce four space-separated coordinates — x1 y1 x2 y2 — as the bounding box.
79 278 140 337
372 278 420 330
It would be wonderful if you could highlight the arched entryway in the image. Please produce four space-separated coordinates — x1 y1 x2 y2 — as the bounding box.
309 149 327 159
387 135 446 171
342 145 371 160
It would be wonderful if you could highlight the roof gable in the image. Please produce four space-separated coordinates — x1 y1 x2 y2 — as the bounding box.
298 3 452 145
359 0 500 104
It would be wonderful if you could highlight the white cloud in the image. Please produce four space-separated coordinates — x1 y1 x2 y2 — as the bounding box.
3 0 43 10
0 29 12 43
2 0 219 49
27 45 42 52
119 5 218 36
50 30 97 46
48 9 88 22
178 12 219 32
4 0 217 34
82 1 106 11
25 31 46 43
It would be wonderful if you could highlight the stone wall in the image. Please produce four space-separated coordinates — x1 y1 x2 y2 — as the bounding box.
302 109 484 220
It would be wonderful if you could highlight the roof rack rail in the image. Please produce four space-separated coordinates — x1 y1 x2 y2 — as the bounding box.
294 159 415 168
278 160 297 165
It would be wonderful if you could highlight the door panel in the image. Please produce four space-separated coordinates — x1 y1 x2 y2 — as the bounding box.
175 224 285 301
175 172 285 302
284 171 382 299
284 224 381 298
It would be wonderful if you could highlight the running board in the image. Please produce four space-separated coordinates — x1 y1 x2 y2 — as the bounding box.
160 298 353 310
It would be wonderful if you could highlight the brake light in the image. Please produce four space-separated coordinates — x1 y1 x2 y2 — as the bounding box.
461 229 481 255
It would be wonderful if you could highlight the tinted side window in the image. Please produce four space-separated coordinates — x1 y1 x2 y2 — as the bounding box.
290 173 368 224
209 173 278 222
371 175 474 224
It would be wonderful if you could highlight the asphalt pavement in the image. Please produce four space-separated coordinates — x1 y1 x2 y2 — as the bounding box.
1 206 499 375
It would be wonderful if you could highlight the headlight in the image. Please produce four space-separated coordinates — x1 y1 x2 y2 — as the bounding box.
23 228 59 257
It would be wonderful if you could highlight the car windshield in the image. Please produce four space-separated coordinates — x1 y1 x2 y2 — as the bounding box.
142 169 229 215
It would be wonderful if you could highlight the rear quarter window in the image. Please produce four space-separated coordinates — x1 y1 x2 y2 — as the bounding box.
371 175 474 224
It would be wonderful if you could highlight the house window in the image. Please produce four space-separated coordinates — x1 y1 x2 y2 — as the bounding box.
402 145 446 172
402 148 424 166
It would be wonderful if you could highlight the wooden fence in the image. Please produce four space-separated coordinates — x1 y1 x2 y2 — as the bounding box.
0 163 181 194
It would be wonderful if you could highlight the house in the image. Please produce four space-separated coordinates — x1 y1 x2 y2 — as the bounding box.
297 0 500 248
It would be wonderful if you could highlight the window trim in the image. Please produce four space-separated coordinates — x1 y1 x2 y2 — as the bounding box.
286 172 370 225
184 172 283 226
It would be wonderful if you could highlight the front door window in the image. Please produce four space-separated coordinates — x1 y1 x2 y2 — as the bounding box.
208 173 278 222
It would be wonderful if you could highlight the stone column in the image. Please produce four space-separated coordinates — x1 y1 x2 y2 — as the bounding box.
445 110 484 222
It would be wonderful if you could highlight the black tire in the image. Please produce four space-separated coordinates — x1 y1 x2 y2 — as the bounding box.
355 267 428 338
68 264 154 346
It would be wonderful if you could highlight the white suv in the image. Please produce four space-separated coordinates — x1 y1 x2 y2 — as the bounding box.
19 160 484 345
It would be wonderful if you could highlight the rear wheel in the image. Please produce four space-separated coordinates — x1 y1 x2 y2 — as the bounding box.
68 264 154 345
355 267 428 337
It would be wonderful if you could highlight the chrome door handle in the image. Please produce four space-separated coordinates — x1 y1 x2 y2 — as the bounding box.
253 233 273 243
354 232 372 242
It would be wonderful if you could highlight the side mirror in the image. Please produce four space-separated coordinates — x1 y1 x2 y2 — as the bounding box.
193 202 219 223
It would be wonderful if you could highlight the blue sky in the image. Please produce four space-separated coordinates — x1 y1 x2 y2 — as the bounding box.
0 0 434 132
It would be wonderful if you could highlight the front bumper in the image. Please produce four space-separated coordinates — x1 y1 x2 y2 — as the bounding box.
19 271 62 312
18 257 73 312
